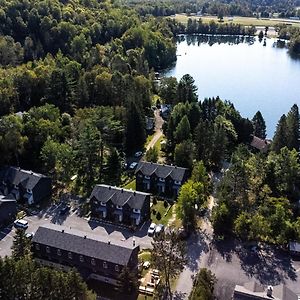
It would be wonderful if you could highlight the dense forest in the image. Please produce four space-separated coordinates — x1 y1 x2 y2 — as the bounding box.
123 0 300 18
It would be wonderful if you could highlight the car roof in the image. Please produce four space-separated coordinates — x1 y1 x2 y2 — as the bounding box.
16 219 28 224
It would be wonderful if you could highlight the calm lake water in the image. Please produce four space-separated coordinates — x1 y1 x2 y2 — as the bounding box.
164 35 300 138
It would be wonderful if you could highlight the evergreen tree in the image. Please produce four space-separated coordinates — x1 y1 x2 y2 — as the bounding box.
286 104 300 151
252 111 266 139
175 115 191 143
118 266 138 294
125 101 146 155
177 74 198 103
272 114 288 153
11 229 32 260
174 140 194 169
105 147 121 186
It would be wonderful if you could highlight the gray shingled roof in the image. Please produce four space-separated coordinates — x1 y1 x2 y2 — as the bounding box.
0 167 48 190
90 184 150 210
135 162 188 182
32 225 138 266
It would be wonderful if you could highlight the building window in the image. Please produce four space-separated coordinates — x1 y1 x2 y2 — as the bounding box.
115 265 119 272
116 205 122 210
145 175 150 180
35 243 40 250
91 258 96 266
68 252 72 259
46 246 50 253
133 208 140 213
80 255 84 262
57 249 61 256
100 202 106 206
103 262 108 269
159 177 165 182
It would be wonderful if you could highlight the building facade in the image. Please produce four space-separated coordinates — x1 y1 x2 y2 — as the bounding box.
32 225 140 286
0 195 17 227
0 166 52 205
90 185 150 226
135 162 189 198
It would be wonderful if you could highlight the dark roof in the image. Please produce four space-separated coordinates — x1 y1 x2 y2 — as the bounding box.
250 136 271 151
0 194 16 204
0 166 48 190
90 184 150 210
135 162 188 182
32 225 139 266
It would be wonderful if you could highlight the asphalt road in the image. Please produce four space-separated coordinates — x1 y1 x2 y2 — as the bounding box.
0 204 153 258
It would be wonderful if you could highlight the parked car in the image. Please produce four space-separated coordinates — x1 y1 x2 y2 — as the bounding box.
155 224 165 236
148 223 157 236
134 151 143 157
129 162 138 170
60 205 70 215
14 219 28 229
25 232 34 239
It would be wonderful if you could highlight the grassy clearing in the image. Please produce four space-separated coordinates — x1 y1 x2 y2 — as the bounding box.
151 200 173 226
123 179 136 190
172 14 300 27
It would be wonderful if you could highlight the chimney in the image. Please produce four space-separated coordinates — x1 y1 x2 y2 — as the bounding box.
108 240 111 245
84 235 87 239
266 286 273 297
133 191 136 196
62 229 64 233
121 189 123 193
109 186 111 190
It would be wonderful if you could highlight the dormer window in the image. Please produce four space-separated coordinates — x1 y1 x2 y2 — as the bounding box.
133 208 140 213
27 189 32 193
116 205 122 210
100 202 106 206
174 180 181 185
145 175 150 180
57 249 62 256
159 178 165 182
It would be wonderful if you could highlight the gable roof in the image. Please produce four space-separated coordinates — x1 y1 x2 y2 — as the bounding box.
233 282 298 300
135 162 188 182
32 224 139 266
250 135 271 152
90 184 150 210
0 167 49 190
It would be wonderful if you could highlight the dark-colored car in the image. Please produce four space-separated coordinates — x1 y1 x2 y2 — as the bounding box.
60 206 70 215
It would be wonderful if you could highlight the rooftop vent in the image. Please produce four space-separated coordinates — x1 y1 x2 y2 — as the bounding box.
62 229 64 233
84 235 87 239
133 191 136 196
121 189 123 193
266 286 273 297
108 240 111 245
109 186 111 190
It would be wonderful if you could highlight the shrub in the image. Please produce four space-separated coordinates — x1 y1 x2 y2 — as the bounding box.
156 211 161 220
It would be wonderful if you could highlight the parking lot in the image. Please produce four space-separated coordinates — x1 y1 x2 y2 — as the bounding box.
0 203 153 258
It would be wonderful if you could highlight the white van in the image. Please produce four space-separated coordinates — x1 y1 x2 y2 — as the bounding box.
14 219 28 229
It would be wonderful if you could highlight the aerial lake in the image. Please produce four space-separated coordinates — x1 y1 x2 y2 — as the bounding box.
164 35 300 138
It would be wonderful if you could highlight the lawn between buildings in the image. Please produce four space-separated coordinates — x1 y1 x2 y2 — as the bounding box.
172 14 300 27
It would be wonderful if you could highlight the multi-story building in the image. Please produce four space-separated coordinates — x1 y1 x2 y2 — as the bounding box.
89 184 150 226
0 166 52 205
32 224 140 286
135 162 189 197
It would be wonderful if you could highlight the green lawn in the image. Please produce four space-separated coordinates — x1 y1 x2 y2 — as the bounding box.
172 14 300 27
151 200 173 226
124 179 136 190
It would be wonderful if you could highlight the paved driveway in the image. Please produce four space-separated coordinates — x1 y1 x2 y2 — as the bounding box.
0 206 153 258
